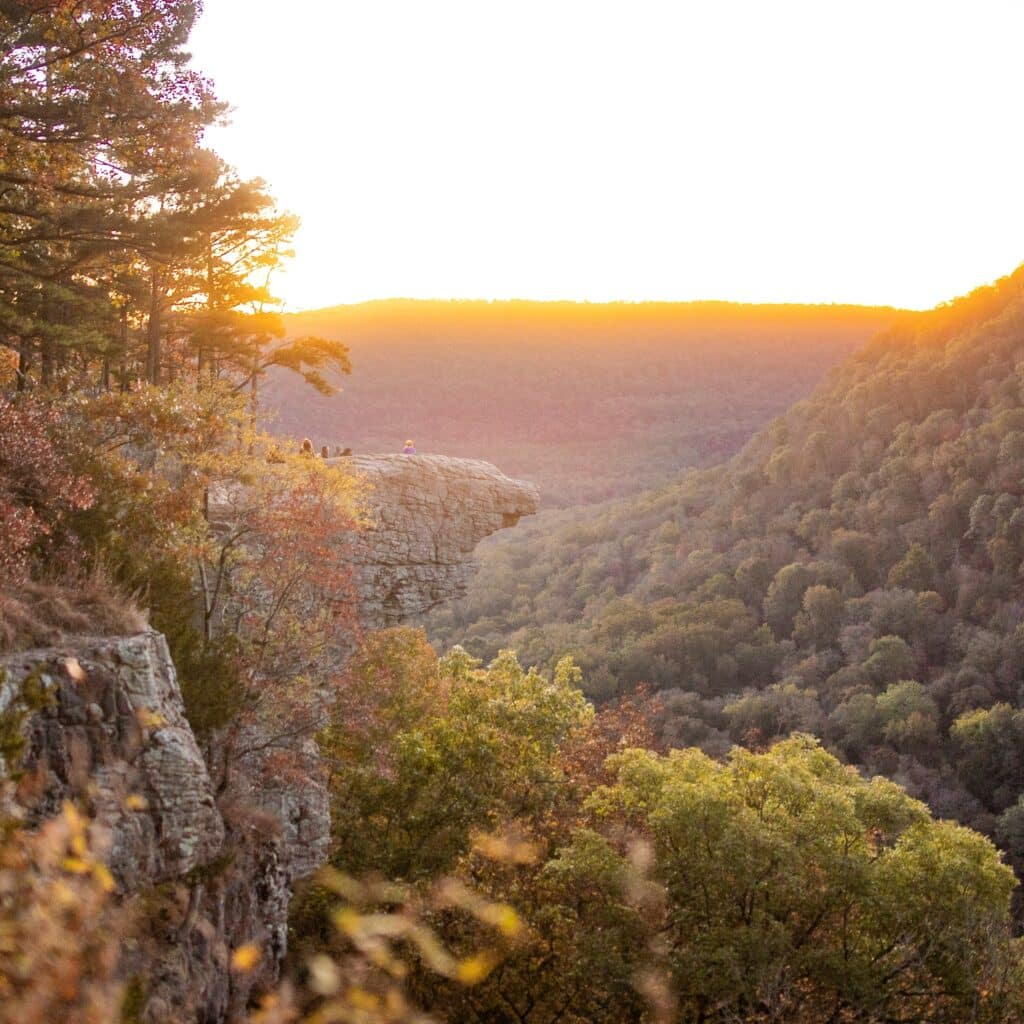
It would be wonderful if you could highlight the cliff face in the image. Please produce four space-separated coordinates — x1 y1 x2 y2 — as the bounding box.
345 454 540 626
1 455 538 1023
0 631 288 1022
1 631 223 883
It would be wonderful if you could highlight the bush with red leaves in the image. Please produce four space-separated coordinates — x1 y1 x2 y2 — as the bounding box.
0 396 95 585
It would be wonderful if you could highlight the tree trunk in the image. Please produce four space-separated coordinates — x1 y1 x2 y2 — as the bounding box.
40 335 52 387
198 239 215 379
146 262 163 385
16 338 29 391
249 347 259 443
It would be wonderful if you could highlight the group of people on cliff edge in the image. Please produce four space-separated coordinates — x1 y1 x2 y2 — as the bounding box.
293 438 417 457
298 438 354 458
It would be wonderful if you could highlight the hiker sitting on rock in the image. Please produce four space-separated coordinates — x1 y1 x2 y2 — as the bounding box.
402 439 416 455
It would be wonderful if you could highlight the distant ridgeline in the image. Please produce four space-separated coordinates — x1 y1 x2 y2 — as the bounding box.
262 299 911 507
426 265 1024 859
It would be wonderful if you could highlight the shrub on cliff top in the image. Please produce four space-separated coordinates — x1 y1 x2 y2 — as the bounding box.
0 395 95 586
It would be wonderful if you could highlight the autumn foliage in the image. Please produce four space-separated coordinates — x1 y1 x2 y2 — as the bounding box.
0 395 95 585
6 4 1024 1023
0 805 122 1024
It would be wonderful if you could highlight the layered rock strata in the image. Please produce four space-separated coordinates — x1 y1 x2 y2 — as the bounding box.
344 454 539 625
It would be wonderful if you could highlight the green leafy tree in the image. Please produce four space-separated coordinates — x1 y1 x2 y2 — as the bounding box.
875 679 940 759
792 584 844 649
888 542 937 592
863 634 916 688
585 736 1020 1023
763 563 815 638
952 703 1024 812
320 632 592 880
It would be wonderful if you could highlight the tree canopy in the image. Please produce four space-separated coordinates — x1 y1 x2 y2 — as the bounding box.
427 265 1024 875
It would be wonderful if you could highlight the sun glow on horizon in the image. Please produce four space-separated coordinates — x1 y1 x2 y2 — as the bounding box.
190 1 1024 314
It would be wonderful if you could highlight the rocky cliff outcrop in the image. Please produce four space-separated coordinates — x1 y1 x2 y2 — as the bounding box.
0 631 286 1022
1 455 538 1023
344 454 540 626
217 454 539 902
1 631 223 882
205 453 539 631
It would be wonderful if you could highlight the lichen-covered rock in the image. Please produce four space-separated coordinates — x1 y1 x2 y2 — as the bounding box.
344 454 539 626
234 736 331 881
127 805 290 1024
1 632 293 1023
0 630 223 884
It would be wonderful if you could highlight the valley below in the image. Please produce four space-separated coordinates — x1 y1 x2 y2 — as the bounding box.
265 299 909 506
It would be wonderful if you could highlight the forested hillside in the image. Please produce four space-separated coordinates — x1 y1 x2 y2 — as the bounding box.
427 265 1024 848
264 300 907 505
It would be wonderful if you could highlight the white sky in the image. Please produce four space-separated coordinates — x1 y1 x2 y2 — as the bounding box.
189 0 1024 312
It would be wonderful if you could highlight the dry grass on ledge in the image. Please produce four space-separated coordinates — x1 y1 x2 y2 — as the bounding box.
0 575 148 654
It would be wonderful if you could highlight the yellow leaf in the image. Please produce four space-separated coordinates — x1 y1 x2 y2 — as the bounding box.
332 907 360 936
231 943 261 972
125 794 149 811
137 709 166 729
347 986 380 1011
455 953 496 985
92 863 116 893
64 657 86 683
62 801 84 830
492 905 522 938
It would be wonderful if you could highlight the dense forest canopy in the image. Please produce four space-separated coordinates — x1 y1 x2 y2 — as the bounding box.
426 264 1024 859
265 299 909 506
292 631 1024 1024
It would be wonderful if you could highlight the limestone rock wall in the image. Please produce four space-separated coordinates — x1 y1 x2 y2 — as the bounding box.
0 631 287 1021
0 631 223 883
344 454 540 626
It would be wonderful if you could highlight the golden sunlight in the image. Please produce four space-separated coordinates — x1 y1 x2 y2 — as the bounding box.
190 1 1024 312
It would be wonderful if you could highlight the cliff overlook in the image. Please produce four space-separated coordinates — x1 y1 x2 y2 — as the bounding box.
344 454 540 626
205 453 540 630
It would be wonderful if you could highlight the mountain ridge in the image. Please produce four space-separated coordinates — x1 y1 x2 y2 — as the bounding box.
263 299 913 506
